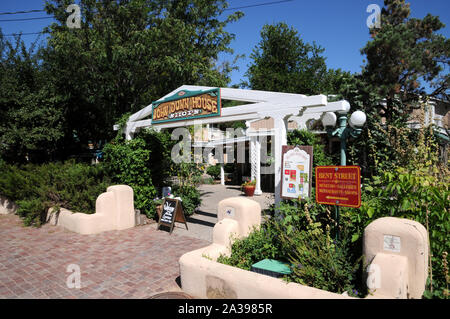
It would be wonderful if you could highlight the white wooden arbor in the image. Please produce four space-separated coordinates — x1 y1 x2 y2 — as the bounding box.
124 85 351 204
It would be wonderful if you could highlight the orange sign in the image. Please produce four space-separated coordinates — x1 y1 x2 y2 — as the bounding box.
315 166 361 208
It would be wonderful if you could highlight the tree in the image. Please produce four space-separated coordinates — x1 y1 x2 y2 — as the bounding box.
361 0 449 122
0 34 65 163
244 22 350 95
41 0 242 157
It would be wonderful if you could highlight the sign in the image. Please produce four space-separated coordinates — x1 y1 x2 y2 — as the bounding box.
383 235 401 253
152 88 221 124
157 198 188 234
281 145 313 200
315 166 361 208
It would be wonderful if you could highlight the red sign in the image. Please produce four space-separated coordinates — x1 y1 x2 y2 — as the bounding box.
315 166 361 208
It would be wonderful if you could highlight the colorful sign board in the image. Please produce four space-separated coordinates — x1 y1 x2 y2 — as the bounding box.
151 88 221 124
281 145 313 200
315 166 361 208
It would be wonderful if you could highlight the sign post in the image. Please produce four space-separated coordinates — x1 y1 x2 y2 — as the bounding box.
157 198 188 234
315 166 361 241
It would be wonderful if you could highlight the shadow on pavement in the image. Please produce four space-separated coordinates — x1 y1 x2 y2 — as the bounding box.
186 216 216 228
194 210 217 218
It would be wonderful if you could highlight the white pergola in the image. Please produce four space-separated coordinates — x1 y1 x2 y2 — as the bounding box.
124 85 350 204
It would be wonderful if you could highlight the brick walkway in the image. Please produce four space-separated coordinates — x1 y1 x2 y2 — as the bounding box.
0 214 208 299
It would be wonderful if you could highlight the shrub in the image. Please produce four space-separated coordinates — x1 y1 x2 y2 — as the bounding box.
359 167 449 298
217 223 281 270
277 220 360 295
287 129 333 172
352 117 450 298
0 160 111 226
172 185 202 216
206 164 221 180
241 180 256 187
102 136 157 219
218 200 362 296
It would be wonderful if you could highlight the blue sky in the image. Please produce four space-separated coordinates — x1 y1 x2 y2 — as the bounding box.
1 0 449 87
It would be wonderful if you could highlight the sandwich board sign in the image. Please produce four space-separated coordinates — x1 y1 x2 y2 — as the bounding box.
280 145 313 200
157 198 188 234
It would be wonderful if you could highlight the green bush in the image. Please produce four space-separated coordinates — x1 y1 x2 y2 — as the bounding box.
287 129 333 165
358 167 449 298
0 160 111 226
206 164 221 180
277 221 360 295
217 223 282 271
218 200 362 296
102 136 157 219
172 185 202 216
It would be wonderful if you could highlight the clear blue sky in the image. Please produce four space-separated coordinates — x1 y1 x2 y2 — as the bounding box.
1 0 449 87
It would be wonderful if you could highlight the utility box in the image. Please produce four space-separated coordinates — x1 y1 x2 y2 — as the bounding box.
251 259 292 278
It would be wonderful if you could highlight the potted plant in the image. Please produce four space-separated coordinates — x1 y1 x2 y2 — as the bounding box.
241 180 256 197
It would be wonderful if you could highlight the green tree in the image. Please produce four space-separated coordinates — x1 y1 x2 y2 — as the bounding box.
340 0 449 178
0 34 65 163
42 0 242 157
244 22 350 95
361 0 449 122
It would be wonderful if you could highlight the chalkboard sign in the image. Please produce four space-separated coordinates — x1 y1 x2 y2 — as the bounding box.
157 198 188 234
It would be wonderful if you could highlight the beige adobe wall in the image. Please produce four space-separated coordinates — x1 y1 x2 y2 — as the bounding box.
180 198 429 299
363 217 428 299
54 185 135 235
180 197 352 299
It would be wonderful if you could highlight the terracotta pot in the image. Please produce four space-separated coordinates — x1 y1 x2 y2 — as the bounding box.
243 185 256 197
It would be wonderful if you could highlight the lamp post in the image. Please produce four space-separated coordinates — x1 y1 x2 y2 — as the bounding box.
322 107 367 241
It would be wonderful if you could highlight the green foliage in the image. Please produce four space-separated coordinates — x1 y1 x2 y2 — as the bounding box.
244 22 352 95
278 221 359 295
241 180 256 188
0 34 65 163
0 160 111 226
171 185 202 216
287 129 333 180
1 1 243 163
360 167 449 297
206 164 221 180
218 198 362 296
102 133 156 218
217 224 283 271
40 0 243 149
361 0 449 110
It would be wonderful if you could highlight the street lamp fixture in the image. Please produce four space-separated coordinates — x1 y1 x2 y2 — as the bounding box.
321 107 366 241
322 109 366 166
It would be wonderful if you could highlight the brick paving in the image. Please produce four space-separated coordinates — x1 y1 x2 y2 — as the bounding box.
0 214 208 299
